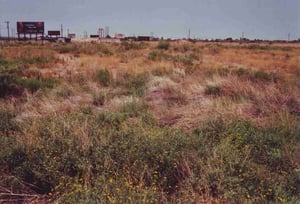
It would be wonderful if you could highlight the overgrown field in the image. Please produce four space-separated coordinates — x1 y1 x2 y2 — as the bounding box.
0 41 299 203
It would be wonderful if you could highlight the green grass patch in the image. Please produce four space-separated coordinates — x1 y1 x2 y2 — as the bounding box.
54 43 113 56
115 73 149 97
95 69 111 86
0 109 299 202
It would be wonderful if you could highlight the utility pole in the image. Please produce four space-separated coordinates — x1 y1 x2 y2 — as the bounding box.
12 28 15 38
5 21 9 39
10 28 14 39
60 24 63 37
83 31 87 38
188 29 191 39
105 26 109 37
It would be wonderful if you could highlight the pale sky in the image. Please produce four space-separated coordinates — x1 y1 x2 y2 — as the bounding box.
0 0 299 40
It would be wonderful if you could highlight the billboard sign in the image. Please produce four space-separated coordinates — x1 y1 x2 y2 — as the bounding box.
17 22 44 34
48 30 60 36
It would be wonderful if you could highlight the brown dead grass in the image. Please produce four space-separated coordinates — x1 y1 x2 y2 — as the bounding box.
1 41 299 131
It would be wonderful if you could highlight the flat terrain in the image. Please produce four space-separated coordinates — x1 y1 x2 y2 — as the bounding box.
0 41 299 203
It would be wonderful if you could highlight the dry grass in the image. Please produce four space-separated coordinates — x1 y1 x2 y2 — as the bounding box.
1 41 299 129
0 41 299 203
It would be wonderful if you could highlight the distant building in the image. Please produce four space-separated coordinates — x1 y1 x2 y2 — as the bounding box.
115 33 125 39
137 36 151 41
90 35 99 38
240 37 250 42
124 36 137 41
48 30 60 37
68 33 76 38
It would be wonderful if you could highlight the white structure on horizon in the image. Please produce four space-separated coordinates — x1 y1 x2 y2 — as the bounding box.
115 33 125 39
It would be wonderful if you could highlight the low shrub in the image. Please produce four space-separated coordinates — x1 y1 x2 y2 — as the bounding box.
23 56 51 65
217 67 230 76
16 77 56 93
162 87 187 106
0 72 23 97
56 86 74 98
157 41 170 50
120 41 146 50
16 78 42 93
191 117 300 202
55 44 75 54
0 59 23 97
0 109 299 202
208 45 222 54
54 43 113 56
148 51 168 61
252 70 277 82
204 69 216 78
0 55 9 66
171 55 193 66
0 108 17 137
118 73 149 96
0 55 56 97
232 67 250 77
148 51 195 67
93 92 106 106
151 67 170 76
204 85 222 96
